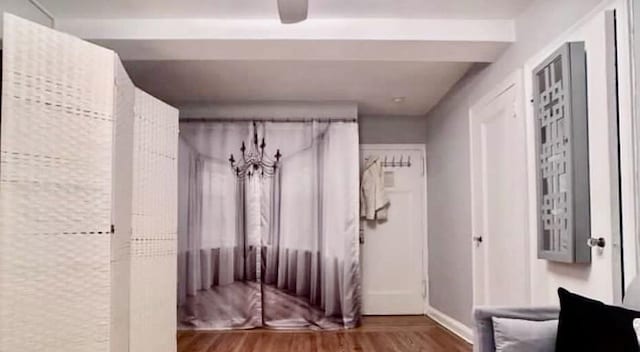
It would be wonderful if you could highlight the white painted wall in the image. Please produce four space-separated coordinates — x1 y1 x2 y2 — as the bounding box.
0 1 52 38
424 0 608 327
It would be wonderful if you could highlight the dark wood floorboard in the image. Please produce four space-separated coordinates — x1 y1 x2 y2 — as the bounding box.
177 316 472 352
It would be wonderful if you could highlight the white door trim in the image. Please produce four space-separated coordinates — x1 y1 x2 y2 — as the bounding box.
632 0 640 279
622 0 640 287
359 143 429 313
469 70 531 306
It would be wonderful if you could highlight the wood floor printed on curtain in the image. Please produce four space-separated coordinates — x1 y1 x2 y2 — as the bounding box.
178 282 351 331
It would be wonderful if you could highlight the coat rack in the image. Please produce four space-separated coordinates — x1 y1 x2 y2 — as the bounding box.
379 155 412 168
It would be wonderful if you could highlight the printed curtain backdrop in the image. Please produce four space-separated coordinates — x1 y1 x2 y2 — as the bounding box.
177 120 361 330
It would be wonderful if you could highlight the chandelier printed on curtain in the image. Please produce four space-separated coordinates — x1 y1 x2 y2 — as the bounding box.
228 122 282 178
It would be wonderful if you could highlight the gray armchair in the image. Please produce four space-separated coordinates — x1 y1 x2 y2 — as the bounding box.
473 277 640 352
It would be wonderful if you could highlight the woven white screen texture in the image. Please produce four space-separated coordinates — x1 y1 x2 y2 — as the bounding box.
0 14 115 351
112 56 136 352
130 89 179 352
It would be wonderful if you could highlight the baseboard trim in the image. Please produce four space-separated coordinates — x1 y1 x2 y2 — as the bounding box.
425 306 473 344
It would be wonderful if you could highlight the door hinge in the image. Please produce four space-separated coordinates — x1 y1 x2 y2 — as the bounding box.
110 224 115 234
422 279 427 298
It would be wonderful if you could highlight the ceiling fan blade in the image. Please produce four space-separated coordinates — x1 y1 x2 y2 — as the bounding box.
277 0 308 24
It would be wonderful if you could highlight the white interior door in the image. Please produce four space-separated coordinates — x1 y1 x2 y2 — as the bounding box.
471 76 531 306
360 144 427 315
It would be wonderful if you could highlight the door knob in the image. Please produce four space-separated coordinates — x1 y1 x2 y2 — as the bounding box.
587 237 605 248
473 236 483 246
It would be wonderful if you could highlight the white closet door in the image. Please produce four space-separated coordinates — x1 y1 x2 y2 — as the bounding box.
130 89 178 352
0 14 115 351
359 145 427 315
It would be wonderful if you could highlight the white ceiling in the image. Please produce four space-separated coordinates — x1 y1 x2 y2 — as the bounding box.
39 0 531 19
123 60 472 115
32 0 531 116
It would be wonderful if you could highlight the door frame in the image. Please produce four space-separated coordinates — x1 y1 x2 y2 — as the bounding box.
629 0 640 285
593 2 640 303
359 143 429 313
600 0 638 301
469 70 531 306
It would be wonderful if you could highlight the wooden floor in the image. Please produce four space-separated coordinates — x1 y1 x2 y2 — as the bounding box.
177 316 472 352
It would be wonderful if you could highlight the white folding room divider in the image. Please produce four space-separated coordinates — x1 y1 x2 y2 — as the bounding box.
129 89 179 352
112 57 136 352
0 14 179 352
0 14 116 351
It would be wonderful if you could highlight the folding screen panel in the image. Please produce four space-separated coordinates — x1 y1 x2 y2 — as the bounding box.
130 89 179 352
0 14 115 351
111 57 136 352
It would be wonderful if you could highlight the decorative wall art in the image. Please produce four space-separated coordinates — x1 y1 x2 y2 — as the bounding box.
533 42 591 264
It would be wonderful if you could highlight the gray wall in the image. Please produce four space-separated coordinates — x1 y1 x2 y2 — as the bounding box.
424 0 603 327
359 115 427 144
425 66 483 326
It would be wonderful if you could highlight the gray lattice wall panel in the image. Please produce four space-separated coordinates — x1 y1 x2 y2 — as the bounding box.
533 42 591 264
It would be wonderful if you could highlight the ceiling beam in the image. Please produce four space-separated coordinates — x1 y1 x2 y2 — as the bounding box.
55 18 515 62
56 18 514 41
90 39 508 62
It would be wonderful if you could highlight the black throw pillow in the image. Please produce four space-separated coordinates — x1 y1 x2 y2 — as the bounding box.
555 288 640 352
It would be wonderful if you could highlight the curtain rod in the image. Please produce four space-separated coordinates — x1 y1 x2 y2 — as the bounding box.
179 118 358 123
